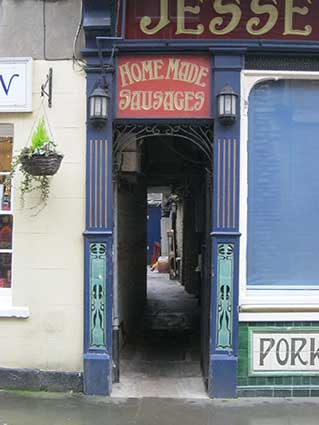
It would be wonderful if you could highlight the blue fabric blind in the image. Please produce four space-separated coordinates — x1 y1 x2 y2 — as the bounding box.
248 80 319 287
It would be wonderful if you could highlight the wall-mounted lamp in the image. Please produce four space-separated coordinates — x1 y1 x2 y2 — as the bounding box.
89 79 110 129
217 84 238 127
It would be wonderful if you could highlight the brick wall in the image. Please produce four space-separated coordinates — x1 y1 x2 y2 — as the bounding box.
117 177 147 343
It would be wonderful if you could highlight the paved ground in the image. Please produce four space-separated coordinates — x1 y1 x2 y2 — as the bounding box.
112 271 205 398
1 391 319 425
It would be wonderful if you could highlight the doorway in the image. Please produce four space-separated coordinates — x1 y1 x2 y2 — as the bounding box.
112 124 213 398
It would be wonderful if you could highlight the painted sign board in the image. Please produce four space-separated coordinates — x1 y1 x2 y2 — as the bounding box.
117 55 211 119
249 328 319 376
123 0 318 41
0 58 32 112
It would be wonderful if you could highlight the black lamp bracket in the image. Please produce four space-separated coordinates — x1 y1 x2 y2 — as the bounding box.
96 37 123 73
41 68 53 108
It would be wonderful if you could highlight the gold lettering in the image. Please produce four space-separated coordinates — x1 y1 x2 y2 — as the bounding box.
153 91 164 110
141 61 155 81
131 63 142 82
163 91 175 110
131 91 141 111
178 61 191 82
119 89 131 110
141 92 153 111
176 0 204 35
166 59 180 80
153 59 165 79
194 92 205 111
247 0 279 36
119 63 134 87
140 0 170 35
210 0 242 35
186 63 200 84
195 66 209 88
284 0 312 36
184 91 194 111
174 92 185 111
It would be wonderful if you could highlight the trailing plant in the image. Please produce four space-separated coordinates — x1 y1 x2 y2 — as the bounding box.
9 118 63 214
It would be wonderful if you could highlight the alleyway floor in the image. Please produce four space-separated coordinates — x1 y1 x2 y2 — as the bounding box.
112 271 205 398
1 391 319 425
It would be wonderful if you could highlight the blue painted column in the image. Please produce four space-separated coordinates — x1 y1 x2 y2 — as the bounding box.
83 66 114 395
208 53 244 398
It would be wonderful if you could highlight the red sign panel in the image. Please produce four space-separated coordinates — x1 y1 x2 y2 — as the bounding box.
122 0 319 41
117 56 211 119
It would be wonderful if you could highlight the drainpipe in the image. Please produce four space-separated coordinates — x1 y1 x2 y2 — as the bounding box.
112 179 120 383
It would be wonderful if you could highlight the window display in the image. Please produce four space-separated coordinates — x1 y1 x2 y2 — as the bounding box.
0 136 13 289
0 253 11 288
0 216 12 250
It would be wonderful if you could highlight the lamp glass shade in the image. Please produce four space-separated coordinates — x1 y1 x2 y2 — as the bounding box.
217 85 238 126
224 95 232 114
232 95 236 114
219 96 225 115
89 85 109 128
95 97 103 117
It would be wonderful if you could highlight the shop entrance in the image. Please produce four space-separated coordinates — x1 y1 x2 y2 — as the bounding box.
111 124 213 397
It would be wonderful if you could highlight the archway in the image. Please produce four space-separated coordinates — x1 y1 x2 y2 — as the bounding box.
111 123 213 397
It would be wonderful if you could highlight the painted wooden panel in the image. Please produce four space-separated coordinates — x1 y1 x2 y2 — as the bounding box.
117 55 211 118
123 0 317 41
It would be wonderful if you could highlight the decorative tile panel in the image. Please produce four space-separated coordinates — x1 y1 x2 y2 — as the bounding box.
216 243 234 349
89 243 106 348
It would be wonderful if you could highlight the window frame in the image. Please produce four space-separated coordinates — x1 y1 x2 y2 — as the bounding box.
240 70 319 311
0 132 14 307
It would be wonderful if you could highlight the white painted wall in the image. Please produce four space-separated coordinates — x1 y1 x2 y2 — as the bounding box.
0 60 86 372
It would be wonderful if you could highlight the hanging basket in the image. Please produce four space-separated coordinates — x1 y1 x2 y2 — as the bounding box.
21 152 63 176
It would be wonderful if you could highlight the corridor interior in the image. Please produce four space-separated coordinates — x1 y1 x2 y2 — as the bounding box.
112 129 212 398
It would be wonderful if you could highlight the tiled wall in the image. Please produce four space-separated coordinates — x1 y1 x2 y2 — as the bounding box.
238 322 319 397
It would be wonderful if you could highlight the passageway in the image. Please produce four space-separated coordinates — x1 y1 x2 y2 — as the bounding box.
112 270 206 398
113 125 213 397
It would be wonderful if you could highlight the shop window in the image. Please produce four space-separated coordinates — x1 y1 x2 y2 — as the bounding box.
0 129 13 289
248 80 319 287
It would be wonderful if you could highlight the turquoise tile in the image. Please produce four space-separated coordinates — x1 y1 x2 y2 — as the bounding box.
237 377 248 386
265 377 276 385
248 377 258 386
238 360 248 378
293 376 303 385
256 377 267 386
302 376 311 385
310 376 319 385
282 376 293 385
239 332 248 350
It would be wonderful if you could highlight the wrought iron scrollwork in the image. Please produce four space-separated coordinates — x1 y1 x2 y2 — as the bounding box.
113 124 213 174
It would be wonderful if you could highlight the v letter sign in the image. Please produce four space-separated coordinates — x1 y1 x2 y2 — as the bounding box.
0 74 20 96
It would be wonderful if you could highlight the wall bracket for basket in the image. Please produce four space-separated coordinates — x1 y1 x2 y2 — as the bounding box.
41 68 53 108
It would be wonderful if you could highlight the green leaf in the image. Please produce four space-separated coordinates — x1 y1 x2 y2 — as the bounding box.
31 118 50 151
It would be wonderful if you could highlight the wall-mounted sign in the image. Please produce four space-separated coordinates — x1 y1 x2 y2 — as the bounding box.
249 328 319 376
0 58 32 112
117 55 211 119
123 0 319 41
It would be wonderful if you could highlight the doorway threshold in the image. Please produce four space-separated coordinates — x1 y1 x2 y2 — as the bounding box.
111 374 208 398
